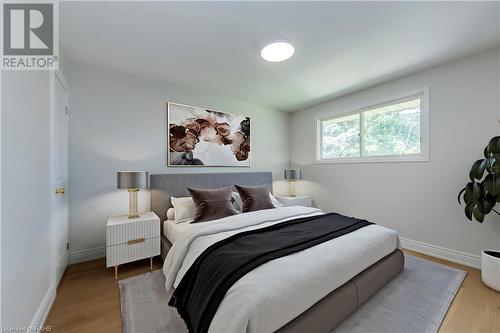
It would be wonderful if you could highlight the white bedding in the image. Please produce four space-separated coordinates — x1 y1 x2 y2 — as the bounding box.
162 206 400 333
163 220 193 243
163 218 230 243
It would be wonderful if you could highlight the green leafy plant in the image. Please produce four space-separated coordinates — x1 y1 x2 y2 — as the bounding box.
458 136 500 222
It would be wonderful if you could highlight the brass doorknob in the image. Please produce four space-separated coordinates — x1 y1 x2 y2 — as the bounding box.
55 187 65 195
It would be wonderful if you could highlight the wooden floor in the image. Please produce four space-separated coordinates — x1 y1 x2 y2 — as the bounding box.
44 250 500 333
45 257 163 333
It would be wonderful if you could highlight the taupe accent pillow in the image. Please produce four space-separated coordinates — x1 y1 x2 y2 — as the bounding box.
187 187 239 222
235 184 275 213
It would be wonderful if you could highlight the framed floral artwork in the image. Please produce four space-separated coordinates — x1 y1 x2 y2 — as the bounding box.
167 102 251 166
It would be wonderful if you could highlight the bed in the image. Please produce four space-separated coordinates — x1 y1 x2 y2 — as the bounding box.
150 172 404 333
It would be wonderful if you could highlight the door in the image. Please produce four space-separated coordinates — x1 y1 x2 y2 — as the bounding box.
54 73 69 283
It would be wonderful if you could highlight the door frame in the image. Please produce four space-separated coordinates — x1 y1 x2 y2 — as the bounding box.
49 70 69 287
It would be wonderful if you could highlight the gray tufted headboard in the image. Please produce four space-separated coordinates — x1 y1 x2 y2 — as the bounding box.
150 172 273 221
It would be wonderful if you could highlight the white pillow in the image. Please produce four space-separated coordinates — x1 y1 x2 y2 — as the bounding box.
166 208 175 220
269 193 284 207
232 191 283 211
232 192 243 211
171 196 196 223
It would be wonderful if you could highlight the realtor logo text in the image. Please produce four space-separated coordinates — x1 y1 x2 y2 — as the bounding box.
1 2 58 70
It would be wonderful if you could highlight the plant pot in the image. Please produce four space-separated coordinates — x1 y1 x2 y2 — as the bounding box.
481 250 500 292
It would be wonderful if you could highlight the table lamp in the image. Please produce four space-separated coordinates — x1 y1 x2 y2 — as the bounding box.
117 171 149 219
284 169 302 197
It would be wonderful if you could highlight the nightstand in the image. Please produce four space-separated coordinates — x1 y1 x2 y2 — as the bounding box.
275 195 312 207
106 211 160 279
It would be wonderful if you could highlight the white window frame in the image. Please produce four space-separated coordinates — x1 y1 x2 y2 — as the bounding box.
316 87 430 164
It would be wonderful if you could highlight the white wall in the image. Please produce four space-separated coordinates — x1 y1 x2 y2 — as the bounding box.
68 63 290 263
291 49 500 266
58 46 71 84
1 71 53 327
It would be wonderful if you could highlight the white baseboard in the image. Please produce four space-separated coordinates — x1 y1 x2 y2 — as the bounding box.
29 283 56 331
69 246 105 264
400 237 481 269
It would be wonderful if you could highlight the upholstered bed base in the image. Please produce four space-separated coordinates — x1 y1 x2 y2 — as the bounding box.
161 234 172 261
160 233 404 333
277 248 404 332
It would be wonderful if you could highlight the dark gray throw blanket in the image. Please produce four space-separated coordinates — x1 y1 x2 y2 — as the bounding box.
169 212 373 333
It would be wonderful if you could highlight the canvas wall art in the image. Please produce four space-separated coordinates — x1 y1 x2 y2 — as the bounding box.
167 102 251 166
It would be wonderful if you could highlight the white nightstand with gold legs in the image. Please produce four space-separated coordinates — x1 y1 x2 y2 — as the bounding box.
106 212 160 279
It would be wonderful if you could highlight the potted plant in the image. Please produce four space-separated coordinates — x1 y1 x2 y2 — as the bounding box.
458 136 500 292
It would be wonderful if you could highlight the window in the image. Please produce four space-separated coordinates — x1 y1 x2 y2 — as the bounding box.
317 88 429 163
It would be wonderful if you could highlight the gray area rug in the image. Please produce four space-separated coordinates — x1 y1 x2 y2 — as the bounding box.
119 255 466 333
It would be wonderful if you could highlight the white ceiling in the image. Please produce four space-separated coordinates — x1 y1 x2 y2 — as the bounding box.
60 1 500 111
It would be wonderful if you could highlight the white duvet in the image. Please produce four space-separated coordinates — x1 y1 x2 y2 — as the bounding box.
162 206 400 333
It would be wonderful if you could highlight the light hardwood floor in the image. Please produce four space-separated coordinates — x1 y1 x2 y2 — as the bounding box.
44 250 500 333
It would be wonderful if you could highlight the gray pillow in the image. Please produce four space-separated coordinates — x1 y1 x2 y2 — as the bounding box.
235 184 275 213
187 187 239 222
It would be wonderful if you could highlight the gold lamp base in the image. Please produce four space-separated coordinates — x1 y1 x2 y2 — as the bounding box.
128 188 140 219
289 180 296 197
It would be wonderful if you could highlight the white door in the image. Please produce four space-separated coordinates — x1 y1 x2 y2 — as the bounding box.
54 73 69 283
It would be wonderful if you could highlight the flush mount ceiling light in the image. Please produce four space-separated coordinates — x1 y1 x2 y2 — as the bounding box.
261 41 295 62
